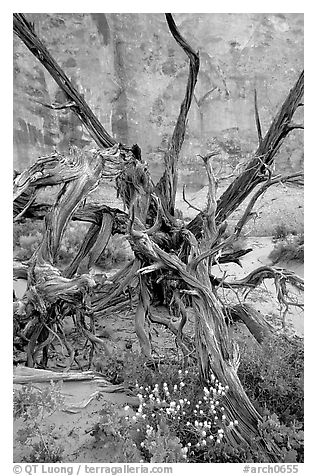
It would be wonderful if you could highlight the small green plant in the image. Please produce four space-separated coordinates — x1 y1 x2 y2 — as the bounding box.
92 364 235 463
272 224 291 242
258 412 304 462
14 382 64 462
90 402 142 463
94 350 125 384
90 353 304 463
269 233 304 264
96 234 134 269
57 221 90 264
237 335 304 425
14 219 134 269
13 219 43 260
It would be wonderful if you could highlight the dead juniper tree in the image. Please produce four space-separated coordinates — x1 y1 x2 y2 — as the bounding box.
13 13 303 460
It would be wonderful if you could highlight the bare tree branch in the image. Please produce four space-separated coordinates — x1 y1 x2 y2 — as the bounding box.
187 71 304 238
13 13 116 148
254 88 263 145
155 13 200 216
182 184 203 213
234 172 304 237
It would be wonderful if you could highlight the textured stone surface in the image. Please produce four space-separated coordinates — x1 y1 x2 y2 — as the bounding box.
13 13 303 184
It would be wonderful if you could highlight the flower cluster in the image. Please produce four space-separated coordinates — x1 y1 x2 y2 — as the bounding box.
124 369 238 461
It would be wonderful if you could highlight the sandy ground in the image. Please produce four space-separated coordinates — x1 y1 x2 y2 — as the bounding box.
13 377 138 463
176 182 303 236
13 235 304 462
13 236 304 337
212 237 304 336
88 180 303 237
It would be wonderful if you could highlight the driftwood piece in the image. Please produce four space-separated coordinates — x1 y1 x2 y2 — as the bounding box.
13 367 111 385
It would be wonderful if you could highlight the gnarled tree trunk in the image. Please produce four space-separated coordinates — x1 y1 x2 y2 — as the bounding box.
13 13 304 462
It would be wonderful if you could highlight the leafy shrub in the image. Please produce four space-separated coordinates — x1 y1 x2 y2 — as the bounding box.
13 219 42 248
272 224 289 241
258 412 304 463
13 219 88 264
57 221 90 264
96 234 134 269
90 402 142 463
92 359 242 463
94 350 126 384
14 382 64 462
269 233 304 264
205 412 304 463
13 219 133 269
91 352 304 463
237 335 304 425
272 224 300 242
14 219 43 260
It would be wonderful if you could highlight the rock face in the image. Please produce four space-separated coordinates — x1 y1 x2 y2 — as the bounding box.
13 13 303 186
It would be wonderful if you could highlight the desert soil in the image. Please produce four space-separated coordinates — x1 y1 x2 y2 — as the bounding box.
13 181 304 462
13 234 303 463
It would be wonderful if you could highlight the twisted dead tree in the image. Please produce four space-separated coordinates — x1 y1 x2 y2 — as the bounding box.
13 13 304 461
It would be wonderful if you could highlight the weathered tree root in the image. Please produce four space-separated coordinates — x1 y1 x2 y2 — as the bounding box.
13 13 303 461
127 223 280 460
